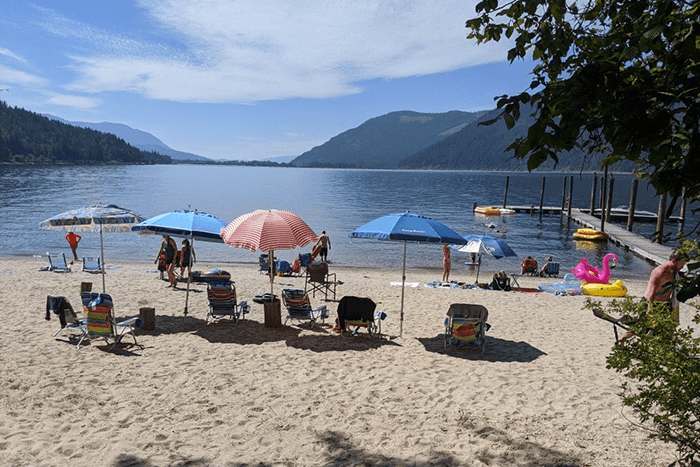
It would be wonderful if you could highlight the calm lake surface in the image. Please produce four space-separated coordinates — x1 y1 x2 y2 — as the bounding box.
0 165 693 280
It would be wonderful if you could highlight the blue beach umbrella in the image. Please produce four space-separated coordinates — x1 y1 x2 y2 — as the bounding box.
132 210 228 315
453 234 517 283
349 211 467 337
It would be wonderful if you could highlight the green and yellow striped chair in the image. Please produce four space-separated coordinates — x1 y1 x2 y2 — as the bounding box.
77 293 141 350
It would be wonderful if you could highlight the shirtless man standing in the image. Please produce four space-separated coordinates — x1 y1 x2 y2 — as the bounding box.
317 231 331 262
644 251 686 324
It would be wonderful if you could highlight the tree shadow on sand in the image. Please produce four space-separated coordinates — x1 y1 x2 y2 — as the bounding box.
417 334 547 363
111 423 585 466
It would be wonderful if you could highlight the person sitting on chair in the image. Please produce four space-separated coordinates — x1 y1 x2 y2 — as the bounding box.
491 270 511 291
539 256 553 277
521 256 538 275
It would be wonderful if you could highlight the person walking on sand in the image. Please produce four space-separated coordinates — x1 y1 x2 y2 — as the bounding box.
65 232 81 261
179 238 196 279
155 235 178 287
644 251 686 324
442 244 451 282
317 231 331 262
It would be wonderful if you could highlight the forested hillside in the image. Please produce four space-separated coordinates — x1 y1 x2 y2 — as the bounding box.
399 107 636 172
0 101 171 165
291 110 487 168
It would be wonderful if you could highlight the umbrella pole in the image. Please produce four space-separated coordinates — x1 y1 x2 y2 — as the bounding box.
400 242 407 338
269 250 275 297
99 225 106 293
475 254 482 284
184 235 193 316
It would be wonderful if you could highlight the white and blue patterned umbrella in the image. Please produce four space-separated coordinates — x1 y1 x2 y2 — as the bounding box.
39 203 145 292
452 234 517 283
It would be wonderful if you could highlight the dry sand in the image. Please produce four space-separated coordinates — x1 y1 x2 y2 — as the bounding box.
0 256 692 467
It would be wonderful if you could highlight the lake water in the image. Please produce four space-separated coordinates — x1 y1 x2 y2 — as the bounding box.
0 165 692 280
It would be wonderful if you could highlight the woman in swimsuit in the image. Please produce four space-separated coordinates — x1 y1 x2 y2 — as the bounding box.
155 235 178 287
179 239 196 279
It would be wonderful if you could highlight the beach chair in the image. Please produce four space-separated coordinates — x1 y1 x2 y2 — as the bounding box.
541 261 560 278
206 281 249 323
281 288 328 328
490 274 512 291
77 293 142 350
304 261 340 301
259 254 276 275
335 295 385 336
47 295 85 339
47 253 72 272
81 256 102 273
592 308 638 343
444 303 489 353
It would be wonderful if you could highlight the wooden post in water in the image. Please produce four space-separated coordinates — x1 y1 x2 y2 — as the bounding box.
560 177 567 213
567 175 574 228
655 193 667 244
600 167 608 231
627 178 639 231
539 176 546 217
502 176 510 208
589 173 597 214
605 175 615 221
678 187 687 238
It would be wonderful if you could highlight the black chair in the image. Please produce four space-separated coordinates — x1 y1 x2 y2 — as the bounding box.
304 262 340 301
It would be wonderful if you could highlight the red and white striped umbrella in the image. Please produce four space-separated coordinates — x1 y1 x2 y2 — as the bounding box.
221 209 318 297
221 209 317 252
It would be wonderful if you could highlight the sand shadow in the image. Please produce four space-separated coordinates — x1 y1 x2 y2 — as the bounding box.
417 334 547 362
111 423 583 466
137 313 208 336
192 318 399 351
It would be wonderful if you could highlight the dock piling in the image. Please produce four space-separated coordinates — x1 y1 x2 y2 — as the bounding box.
539 176 546 217
589 174 597 215
605 175 615 221
627 178 638 231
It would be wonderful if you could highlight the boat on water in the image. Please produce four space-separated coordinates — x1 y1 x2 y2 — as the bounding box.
573 228 609 241
474 206 515 216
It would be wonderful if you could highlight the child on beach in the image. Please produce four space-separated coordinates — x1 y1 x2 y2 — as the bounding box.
442 244 451 282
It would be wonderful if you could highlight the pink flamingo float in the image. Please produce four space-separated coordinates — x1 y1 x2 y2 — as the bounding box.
571 253 618 283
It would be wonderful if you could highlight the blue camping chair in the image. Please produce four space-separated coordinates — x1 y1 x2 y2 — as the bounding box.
281 288 328 328
47 253 72 272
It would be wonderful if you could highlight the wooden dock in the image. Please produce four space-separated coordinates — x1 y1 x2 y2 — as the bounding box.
506 205 681 223
501 205 673 266
568 208 673 266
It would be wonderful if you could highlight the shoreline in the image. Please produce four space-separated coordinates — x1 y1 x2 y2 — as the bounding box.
1 256 689 466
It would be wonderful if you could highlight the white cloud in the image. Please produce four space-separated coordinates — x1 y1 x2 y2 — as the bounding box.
0 47 29 65
46 93 101 109
0 65 46 87
50 1 510 103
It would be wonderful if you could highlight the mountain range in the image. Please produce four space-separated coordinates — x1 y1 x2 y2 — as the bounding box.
43 116 210 162
291 110 488 169
36 107 633 172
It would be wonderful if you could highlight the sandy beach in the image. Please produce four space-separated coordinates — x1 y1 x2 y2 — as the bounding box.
1 256 692 467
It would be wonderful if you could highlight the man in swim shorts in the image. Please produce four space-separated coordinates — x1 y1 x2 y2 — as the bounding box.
317 231 331 262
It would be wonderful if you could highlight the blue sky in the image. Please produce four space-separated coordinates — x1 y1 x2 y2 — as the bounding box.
0 1 534 161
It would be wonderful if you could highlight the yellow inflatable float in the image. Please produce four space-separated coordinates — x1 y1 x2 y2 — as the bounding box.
581 279 627 297
573 228 609 241
475 206 515 216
